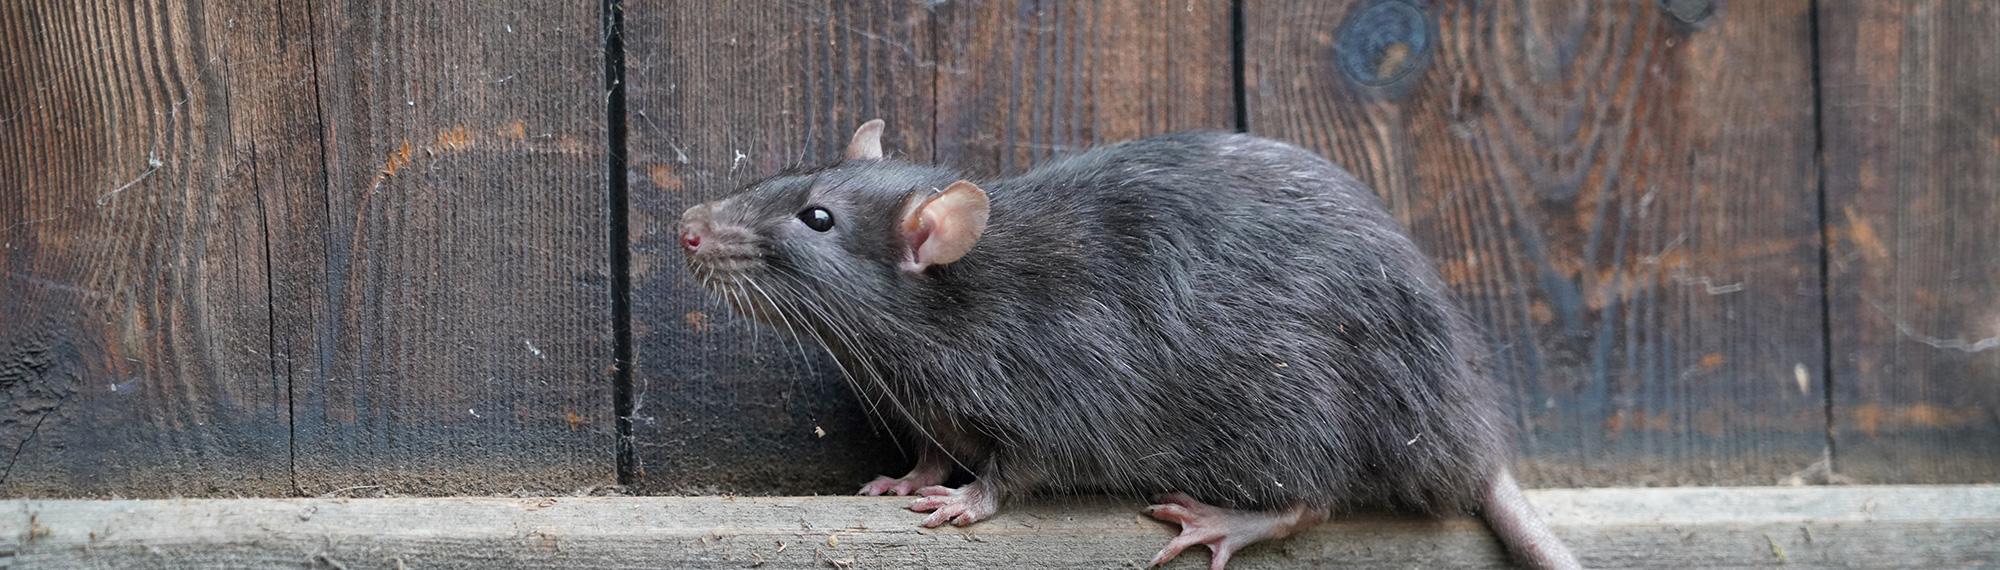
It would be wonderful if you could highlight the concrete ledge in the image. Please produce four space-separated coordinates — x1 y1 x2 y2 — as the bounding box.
2 486 1995 569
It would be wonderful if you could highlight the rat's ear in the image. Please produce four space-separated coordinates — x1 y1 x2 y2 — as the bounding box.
898 180 989 273
845 119 886 161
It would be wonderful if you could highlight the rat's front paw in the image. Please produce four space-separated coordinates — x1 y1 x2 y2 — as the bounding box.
858 474 929 496
906 484 997 527
858 458 950 496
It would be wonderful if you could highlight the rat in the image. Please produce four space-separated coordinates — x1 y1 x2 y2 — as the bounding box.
677 119 1581 570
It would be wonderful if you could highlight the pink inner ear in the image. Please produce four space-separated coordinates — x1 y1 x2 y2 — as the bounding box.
902 222 932 266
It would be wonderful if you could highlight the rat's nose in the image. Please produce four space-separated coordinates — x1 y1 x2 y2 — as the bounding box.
679 204 711 254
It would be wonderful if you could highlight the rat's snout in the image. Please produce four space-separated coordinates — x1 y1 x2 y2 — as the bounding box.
678 204 712 254
676 201 761 277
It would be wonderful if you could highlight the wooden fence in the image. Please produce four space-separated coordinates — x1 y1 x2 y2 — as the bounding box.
1 0 1993 498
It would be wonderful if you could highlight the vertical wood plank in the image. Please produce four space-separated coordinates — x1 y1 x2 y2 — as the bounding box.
1821 0 2000 483
282 0 616 494
0 0 298 496
622 1 935 494
934 0 1236 176
1245 0 1827 486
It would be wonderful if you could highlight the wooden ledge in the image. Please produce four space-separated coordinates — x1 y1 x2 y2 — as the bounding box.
3 486 1995 568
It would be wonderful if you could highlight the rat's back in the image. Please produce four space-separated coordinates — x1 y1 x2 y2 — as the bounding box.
946 131 1510 513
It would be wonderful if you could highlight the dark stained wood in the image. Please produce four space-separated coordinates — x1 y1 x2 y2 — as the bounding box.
933 0 1236 177
621 1 936 494
0 0 298 496
1821 1 2000 484
1245 0 1827 486
281 1 616 494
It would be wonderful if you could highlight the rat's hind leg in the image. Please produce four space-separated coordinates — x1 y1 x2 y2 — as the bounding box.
1143 492 1327 570
859 444 950 496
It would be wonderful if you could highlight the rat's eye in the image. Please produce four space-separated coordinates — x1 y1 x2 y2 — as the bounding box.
797 206 835 232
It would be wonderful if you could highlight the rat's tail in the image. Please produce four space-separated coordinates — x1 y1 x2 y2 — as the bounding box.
1479 468 1582 569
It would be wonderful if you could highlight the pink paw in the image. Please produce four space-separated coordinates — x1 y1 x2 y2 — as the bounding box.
906 485 997 528
858 462 948 496
1143 493 1323 570
858 475 929 496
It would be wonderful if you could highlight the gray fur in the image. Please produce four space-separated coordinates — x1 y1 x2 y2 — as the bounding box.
681 130 1574 567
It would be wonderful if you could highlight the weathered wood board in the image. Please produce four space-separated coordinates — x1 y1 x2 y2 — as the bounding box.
0 0 298 496
7 486 1999 568
620 0 936 494
932 0 1237 176
281 0 616 494
1821 0 2000 484
1244 0 1828 486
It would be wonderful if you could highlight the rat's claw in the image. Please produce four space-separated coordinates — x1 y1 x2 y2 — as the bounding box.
1142 494 1324 570
906 484 997 528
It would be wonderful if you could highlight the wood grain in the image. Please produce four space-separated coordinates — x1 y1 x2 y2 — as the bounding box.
8 486 2000 568
621 0 935 494
281 0 615 494
1821 0 2000 483
1245 0 1826 486
934 0 1236 177
0 0 299 496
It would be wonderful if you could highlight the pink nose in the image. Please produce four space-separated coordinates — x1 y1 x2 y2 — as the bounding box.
680 231 703 252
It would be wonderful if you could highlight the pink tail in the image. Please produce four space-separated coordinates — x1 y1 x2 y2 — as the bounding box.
1480 468 1582 569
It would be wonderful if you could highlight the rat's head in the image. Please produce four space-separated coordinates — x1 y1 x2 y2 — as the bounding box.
677 120 991 325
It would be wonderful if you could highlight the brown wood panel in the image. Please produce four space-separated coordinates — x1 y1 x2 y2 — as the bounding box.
622 1 936 494
1821 1 2000 483
282 0 615 494
934 0 1236 177
1245 0 1826 486
0 0 299 496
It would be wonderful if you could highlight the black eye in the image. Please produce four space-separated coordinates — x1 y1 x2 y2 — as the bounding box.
797 207 835 232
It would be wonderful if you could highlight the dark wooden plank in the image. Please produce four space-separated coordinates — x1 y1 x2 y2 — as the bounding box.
933 0 1236 177
281 1 615 494
10 486 2000 568
622 1 936 494
1245 0 1826 486
0 0 298 496
1821 1 2000 483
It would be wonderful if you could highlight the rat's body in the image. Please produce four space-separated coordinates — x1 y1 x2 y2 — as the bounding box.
679 121 1579 569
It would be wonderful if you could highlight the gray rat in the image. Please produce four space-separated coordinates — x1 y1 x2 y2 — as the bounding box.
676 120 1580 569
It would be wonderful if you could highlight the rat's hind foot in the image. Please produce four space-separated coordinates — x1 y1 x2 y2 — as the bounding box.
858 464 948 496
906 483 997 527
1143 493 1326 570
